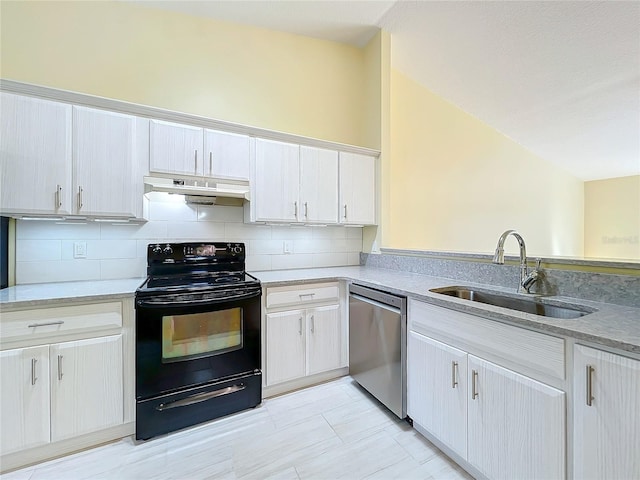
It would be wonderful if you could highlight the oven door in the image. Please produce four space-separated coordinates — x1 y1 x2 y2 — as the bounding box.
135 286 261 400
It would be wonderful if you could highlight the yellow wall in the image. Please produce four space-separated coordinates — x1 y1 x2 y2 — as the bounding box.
585 175 640 260
387 69 585 257
362 30 391 253
0 1 368 146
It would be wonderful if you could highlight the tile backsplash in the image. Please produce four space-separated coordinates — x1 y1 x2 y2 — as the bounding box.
15 193 362 284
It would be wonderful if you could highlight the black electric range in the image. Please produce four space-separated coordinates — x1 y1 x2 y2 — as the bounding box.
134 242 262 440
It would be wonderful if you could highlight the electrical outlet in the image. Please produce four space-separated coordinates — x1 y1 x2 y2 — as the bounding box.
283 240 293 254
73 241 87 259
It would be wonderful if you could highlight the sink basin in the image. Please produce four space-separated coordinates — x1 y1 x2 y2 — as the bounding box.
429 286 593 319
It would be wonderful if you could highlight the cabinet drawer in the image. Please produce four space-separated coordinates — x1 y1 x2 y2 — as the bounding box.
266 283 339 309
409 299 565 380
0 302 123 342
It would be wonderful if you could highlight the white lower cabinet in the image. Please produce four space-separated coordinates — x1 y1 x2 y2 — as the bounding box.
266 304 342 386
408 299 566 479
306 304 343 376
50 336 123 442
264 283 346 391
0 299 133 472
0 346 50 455
407 332 467 459
265 310 306 385
0 335 123 455
573 345 640 480
467 355 565 480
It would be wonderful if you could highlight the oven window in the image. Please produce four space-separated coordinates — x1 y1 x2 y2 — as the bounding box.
161 307 242 363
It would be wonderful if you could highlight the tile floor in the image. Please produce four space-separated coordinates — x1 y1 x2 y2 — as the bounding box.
1 376 473 480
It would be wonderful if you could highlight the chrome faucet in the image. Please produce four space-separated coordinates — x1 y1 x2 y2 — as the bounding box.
492 230 540 293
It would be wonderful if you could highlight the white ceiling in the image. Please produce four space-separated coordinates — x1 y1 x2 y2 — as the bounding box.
130 0 640 181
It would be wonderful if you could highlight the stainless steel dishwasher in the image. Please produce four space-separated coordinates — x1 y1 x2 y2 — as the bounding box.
349 283 407 418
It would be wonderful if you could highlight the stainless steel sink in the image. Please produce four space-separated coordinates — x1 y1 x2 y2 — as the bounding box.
429 286 593 319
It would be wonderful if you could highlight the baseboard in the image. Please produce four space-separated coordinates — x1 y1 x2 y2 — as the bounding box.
263 367 349 398
411 421 485 480
1 422 135 474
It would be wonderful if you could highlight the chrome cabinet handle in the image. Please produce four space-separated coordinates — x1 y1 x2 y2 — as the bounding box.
304 202 308 218
78 186 83 210
209 152 213 175
471 370 479 399
28 320 64 328
156 384 245 411
298 317 303 335
310 315 315 333
31 358 38 386
194 150 198 174
343 204 347 219
586 365 595 406
55 185 62 209
57 355 63 381
299 293 315 299
452 361 458 388
294 201 298 218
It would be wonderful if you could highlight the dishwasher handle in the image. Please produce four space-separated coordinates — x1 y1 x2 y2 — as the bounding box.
349 293 402 315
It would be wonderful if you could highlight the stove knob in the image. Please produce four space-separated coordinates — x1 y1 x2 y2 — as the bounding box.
233 245 243 254
152 244 162 254
163 244 173 254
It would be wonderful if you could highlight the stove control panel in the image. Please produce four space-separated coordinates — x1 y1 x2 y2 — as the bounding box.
148 242 245 265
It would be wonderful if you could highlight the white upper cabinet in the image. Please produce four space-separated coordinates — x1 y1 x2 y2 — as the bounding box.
150 120 251 181
253 138 300 222
204 129 250 180
149 119 204 177
73 106 148 218
299 146 339 224
339 152 376 225
249 141 341 224
0 92 72 215
573 345 640 480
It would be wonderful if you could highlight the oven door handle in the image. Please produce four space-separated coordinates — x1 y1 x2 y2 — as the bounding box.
136 289 261 308
156 384 246 411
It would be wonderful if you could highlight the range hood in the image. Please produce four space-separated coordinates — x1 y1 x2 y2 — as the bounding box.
144 176 250 206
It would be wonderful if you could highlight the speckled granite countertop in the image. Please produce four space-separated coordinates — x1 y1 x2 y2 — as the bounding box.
253 266 640 355
0 278 145 309
1 267 638 355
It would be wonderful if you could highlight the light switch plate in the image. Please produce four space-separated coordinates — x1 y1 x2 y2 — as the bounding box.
283 240 293 254
73 241 87 259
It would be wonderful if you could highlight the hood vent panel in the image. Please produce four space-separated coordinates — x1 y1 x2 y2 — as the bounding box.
144 176 250 203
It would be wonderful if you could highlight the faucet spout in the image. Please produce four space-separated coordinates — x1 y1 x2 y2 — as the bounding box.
492 229 533 293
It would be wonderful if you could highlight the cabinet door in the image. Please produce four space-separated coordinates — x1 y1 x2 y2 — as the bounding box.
150 119 203 177
204 129 250 180
573 345 640 480
307 304 342 375
468 355 565 480
407 331 467 460
0 346 50 455
73 106 147 217
299 146 339 224
338 152 375 225
50 335 123 441
254 139 300 222
265 310 305 385
0 92 72 215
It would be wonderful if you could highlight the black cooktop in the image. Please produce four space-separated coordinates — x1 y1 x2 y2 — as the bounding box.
138 271 260 294
137 242 260 297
